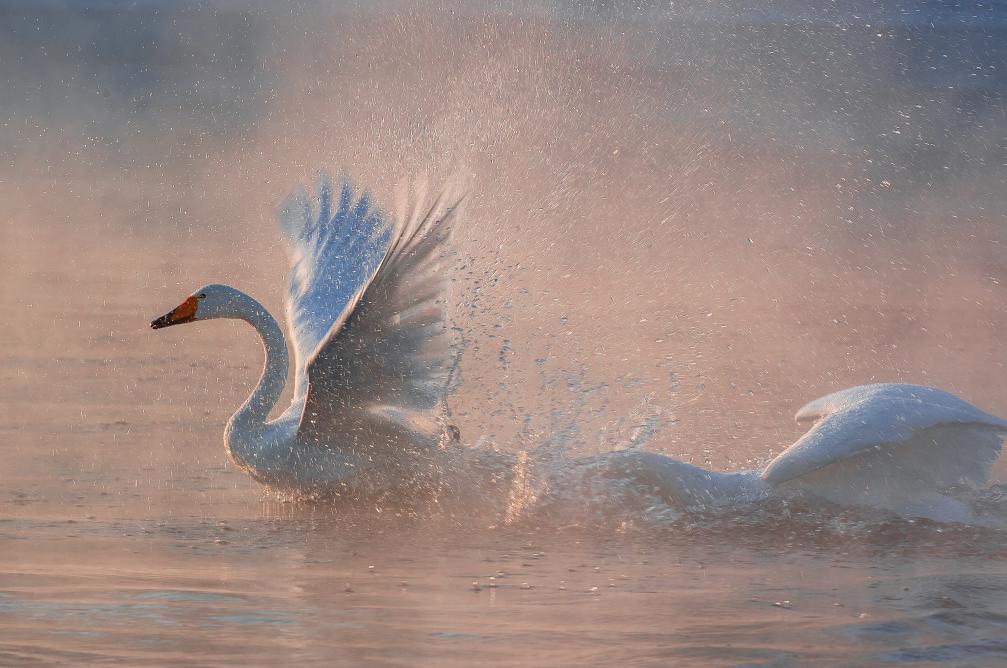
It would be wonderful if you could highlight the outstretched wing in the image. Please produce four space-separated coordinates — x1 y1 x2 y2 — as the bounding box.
278 175 392 401
761 383 1007 487
283 177 463 457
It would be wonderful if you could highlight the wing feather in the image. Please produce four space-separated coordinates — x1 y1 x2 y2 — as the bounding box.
288 177 464 458
278 175 391 401
761 383 1007 486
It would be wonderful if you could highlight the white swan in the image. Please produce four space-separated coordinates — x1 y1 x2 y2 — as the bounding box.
150 174 1006 523
590 383 1007 523
151 176 463 497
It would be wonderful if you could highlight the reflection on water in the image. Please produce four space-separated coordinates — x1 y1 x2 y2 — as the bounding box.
3 511 1007 666
2 0 1007 665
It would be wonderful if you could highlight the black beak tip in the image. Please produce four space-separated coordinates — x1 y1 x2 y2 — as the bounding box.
151 315 171 330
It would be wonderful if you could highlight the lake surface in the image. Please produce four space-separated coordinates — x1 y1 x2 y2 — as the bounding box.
2 1 1007 665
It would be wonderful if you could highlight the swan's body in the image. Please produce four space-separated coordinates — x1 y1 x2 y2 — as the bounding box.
592 383 1007 522
152 176 462 496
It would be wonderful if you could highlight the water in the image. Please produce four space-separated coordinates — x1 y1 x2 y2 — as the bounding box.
3 1 1007 665
4 507 1007 666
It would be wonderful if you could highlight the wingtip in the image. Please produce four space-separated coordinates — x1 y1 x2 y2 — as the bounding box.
794 406 820 424
794 397 830 424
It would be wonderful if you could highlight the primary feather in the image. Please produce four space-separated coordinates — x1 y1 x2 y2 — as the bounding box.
277 175 464 463
277 176 391 402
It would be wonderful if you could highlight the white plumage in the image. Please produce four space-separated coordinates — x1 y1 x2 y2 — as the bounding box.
593 383 1006 522
151 175 463 496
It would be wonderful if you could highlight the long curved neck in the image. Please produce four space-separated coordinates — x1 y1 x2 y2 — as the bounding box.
230 295 289 430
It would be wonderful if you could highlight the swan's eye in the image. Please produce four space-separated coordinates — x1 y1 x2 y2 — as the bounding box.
198 293 207 299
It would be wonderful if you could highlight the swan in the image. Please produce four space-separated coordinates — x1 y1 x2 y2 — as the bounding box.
150 174 1006 523
589 383 1007 523
151 175 463 497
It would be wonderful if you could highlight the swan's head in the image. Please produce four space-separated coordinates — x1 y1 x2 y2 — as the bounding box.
150 283 249 329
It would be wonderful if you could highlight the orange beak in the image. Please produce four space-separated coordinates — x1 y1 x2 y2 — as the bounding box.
151 296 199 329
